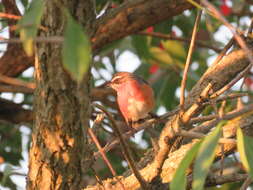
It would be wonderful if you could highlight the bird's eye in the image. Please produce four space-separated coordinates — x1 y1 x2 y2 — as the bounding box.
111 76 123 84
112 78 121 84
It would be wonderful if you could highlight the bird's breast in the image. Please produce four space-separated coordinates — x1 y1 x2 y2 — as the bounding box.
127 98 150 121
117 80 155 122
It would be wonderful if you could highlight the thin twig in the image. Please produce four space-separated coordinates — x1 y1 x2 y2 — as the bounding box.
219 143 225 175
180 10 202 110
210 63 251 99
240 175 252 190
203 93 248 106
8 172 27 177
94 118 157 159
200 1 253 99
247 17 253 36
88 127 126 190
0 12 20 20
93 103 149 190
204 173 248 187
190 114 218 124
202 0 253 64
218 101 226 176
190 94 245 124
0 32 221 53
240 77 247 91
0 36 63 44
88 115 117 176
138 31 221 53
212 38 234 65
90 167 105 189
0 84 33 93
219 100 226 118
210 98 219 116
182 82 213 123
192 103 253 133
178 129 236 144
0 74 35 89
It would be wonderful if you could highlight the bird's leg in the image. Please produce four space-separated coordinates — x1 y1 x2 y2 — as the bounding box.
133 113 159 127
126 119 132 128
127 119 138 134
134 114 155 126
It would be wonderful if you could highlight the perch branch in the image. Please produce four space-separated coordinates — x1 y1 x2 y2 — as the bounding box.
180 10 202 110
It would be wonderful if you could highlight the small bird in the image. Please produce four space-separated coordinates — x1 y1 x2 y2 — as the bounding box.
106 72 155 128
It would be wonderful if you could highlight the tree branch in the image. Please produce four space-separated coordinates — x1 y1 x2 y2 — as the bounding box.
92 0 198 51
0 0 33 77
0 98 33 124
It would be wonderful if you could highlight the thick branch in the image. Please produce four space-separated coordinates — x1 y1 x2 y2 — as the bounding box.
27 0 96 189
0 98 33 124
185 47 252 109
92 0 197 51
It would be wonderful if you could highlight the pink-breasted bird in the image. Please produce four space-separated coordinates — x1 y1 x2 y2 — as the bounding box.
107 72 155 128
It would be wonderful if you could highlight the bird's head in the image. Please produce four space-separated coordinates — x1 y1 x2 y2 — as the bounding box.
106 72 134 91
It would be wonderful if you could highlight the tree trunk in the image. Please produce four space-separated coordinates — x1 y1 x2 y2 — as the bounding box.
27 1 95 189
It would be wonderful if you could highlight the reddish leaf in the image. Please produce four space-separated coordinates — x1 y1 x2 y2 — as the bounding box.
146 26 154 33
149 64 159 74
245 77 253 87
220 4 231 16
111 3 117 8
245 77 253 90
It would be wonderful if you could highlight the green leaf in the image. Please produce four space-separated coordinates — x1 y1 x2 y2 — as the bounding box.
149 47 173 65
62 15 91 82
237 127 253 178
132 35 151 60
153 73 179 109
192 125 221 190
20 0 29 9
1 164 13 185
170 142 201 190
151 19 173 46
18 0 44 56
0 124 22 165
162 40 186 60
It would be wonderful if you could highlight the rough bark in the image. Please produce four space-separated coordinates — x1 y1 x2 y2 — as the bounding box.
27 0 95 189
